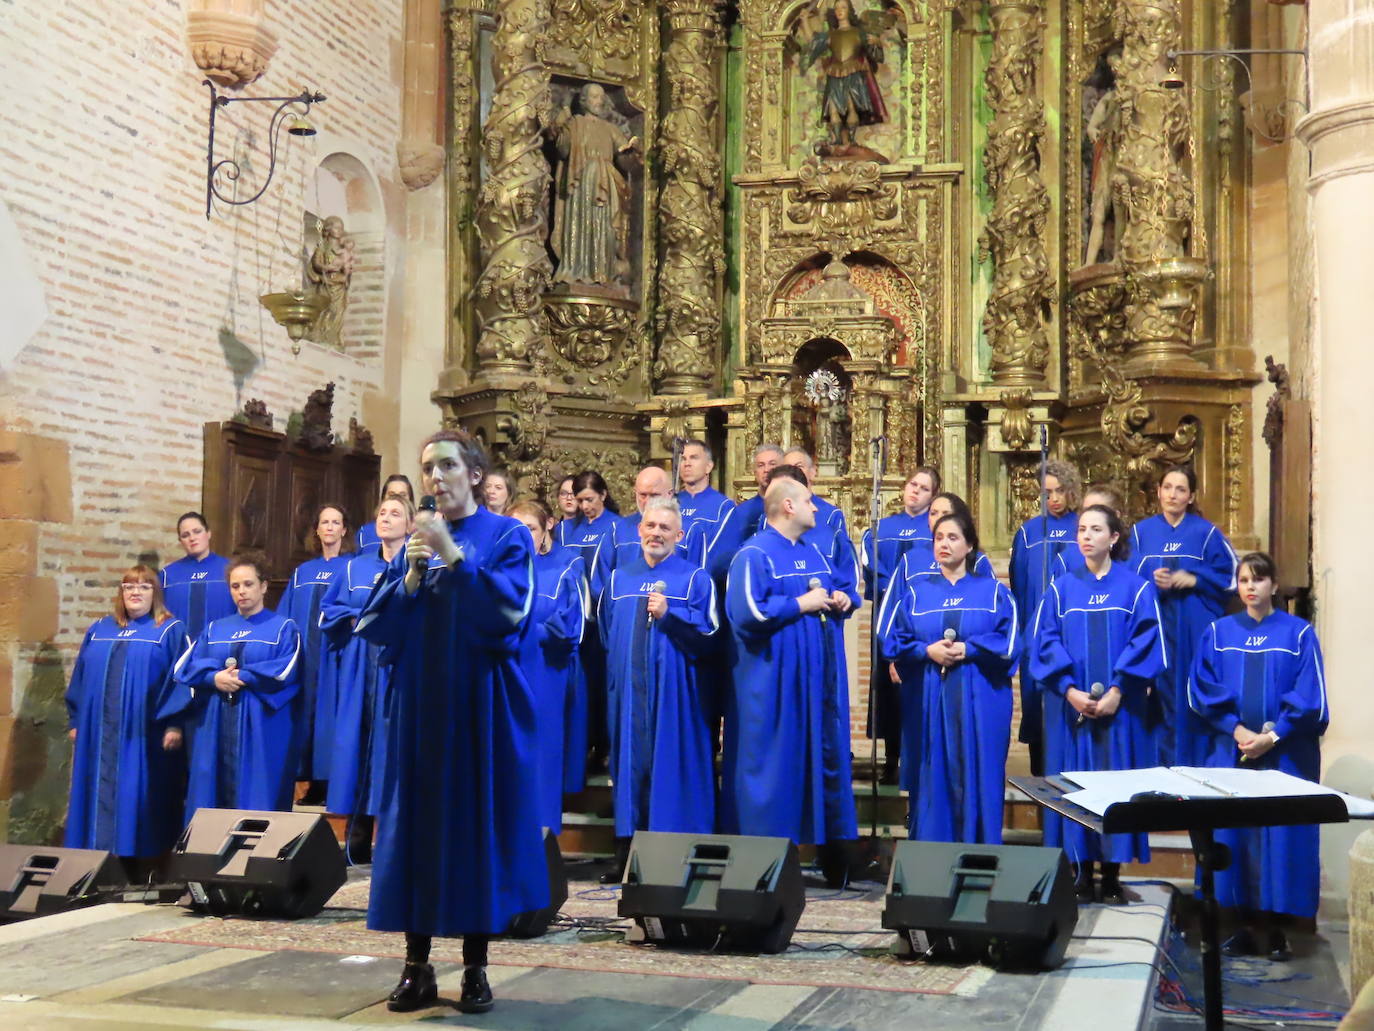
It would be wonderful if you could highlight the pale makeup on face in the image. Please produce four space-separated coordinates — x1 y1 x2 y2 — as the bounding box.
121 581 154 620
228 566 267 617
177 519 211 559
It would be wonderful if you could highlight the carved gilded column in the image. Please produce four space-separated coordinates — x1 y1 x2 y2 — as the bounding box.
654 0 723 395
1112 0 1207 370
472 0 553 374
978 1 1053 386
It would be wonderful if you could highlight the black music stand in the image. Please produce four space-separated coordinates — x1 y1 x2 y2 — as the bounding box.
1010 774 1351 1031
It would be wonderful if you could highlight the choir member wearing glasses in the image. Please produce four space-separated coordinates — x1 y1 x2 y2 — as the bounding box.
64 566 190 880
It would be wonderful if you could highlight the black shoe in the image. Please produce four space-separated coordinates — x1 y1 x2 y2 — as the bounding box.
386 962 437 1012
457 966 494 1014
880 759 899 786
599 838 629 884
297 780 328 807
1267 928 1292 962
1099 880 1126 905
1072 863 1095 904
817 840 851 889
1221 929 1258 957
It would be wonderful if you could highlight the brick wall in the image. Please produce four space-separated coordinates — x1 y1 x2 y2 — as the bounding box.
0 0 407 842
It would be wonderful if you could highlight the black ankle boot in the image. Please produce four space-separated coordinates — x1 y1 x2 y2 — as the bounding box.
1099 863 1125 905
458 966 494 1014
600 837 630 884
1072 862 1095 903
386 961 437 1012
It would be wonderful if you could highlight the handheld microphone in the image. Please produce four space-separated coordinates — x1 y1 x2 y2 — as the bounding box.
940 627 957 679
646 580 666 628
1076 682 1105 726
809 576 827 624
224 657 239 706
411 495 438 573
1241 721 1277 762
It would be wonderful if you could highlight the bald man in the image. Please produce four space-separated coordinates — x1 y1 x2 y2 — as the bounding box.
722 476 860 886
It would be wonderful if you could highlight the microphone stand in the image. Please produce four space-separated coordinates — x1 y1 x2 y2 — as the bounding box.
867 434 887 847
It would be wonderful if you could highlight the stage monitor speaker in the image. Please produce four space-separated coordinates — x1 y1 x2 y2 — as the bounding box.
505 826 568 938
882 841 1078 968
618 832 805 954
168 808 346 919
0 845 126 922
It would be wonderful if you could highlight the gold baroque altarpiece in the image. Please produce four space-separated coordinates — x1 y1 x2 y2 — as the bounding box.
431 0 1262 551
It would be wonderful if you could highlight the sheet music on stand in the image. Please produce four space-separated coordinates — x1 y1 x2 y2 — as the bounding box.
1057 766 1374 819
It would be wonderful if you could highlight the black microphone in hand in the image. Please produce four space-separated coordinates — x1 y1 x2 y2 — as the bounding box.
411 495 438 574
808 577 827 624
1241 720 1277 763
940 627 957 679
646 580 666 629
1076 682 1105 726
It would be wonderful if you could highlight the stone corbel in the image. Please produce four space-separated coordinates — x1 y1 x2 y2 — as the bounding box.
185 0 279 87
397 0 446 190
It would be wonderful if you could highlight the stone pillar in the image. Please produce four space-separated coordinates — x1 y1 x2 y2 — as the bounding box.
979 1 1053 387
654 0 724 395
397 0 446 191
471 0 553 375
1296 0 1374 983
0 429 72 846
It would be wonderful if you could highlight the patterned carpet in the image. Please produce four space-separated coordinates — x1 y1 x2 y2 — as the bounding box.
137 876 984 995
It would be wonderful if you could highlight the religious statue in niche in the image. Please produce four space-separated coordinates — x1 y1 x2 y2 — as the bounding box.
306 215 357 347
548 83 643 300
803 367 852 474
788 0 906 163
1082 51 1122 266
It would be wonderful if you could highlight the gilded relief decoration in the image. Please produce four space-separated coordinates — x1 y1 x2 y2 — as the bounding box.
655 0 725 394
472 0 554 374
979 1 1054 386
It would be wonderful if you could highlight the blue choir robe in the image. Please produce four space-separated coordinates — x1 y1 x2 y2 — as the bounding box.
599 553 719 837
860 512 931 750
1130 513 1237 767
1010 512 1080 754
706 494 765 582
356 522 381 551
356 506 548 937
318 547 398 816
678 485 734 568
878 571 1018 843
721 526 860 845
173 609 302 817
1188 611 1328 917
64 615 190 856
880 545 994 793
519 544 586 832
279 555 345 781
1029 563 1166 863
160 553 234 642
558 508 622 755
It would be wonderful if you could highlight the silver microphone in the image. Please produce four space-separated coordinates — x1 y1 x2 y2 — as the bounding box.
808 577 827 624
1076 682 1105 726
224 656 239 706
646 580 666 628
1241 720 1277 763
940 627 957 679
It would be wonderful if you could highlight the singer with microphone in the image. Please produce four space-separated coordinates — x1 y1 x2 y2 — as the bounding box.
173 552 302 820
1029 505 1165 904
722 475 861 887
1187 552 1327 960
596 496 718 882
877 510 1017 846
355 428 547 1015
